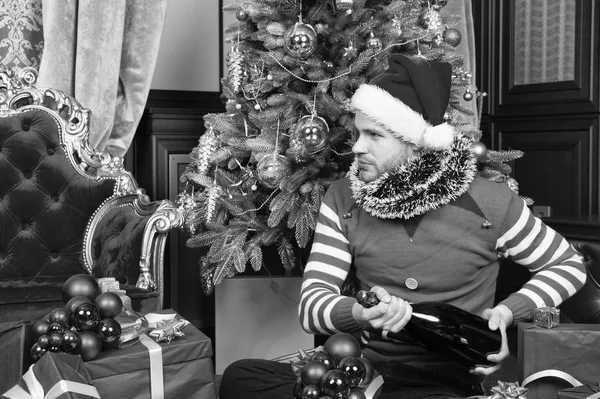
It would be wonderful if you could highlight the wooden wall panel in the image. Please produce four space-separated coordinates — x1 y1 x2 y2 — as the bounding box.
495 116 599 217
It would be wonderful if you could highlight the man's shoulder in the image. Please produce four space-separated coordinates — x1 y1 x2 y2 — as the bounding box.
468 175 516 198
323 176 354 208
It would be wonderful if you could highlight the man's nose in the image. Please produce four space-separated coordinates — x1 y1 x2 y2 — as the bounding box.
352 135 366 155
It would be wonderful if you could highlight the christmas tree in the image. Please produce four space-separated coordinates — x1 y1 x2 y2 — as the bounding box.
177 0 528 295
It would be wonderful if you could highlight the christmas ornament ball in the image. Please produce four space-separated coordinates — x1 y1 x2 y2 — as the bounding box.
472 141 487 161
301 384 321 399
323 333 362 362
48 332 64 348
62 274 101 303
311 350 337 370
65 295 92 314
48 322 64 334
33 320 50 338
301 360 329 386
78 331 103 361
294 115 329 151
235 9 249 21
338 356 366 388
48 307 70 328
320 369 351 398
98 318 122 349
420 8 443 32
463 91 474 101
62 330 81 353
256 153 291 190
443 28 462 47
284 22 318 59
30 343 46 362
366 34 382 51
94 292 123 319
71 302 100 331
357 357 375 387
37 334 50 349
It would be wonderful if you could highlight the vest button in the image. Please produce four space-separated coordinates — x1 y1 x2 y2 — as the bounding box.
405 278 419 290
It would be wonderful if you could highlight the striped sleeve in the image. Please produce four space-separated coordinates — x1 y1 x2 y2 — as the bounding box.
495 197 587 323
298 197 362 335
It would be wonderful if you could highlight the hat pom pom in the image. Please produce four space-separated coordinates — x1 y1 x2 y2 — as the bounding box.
422 123 454 150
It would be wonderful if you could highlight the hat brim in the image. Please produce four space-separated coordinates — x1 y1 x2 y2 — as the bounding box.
350 84 454 150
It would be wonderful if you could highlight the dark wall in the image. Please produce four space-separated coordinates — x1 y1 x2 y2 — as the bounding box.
474 0 600 238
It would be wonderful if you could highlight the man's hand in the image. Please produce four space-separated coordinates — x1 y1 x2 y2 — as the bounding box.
352 286 412 333
471 304 514 376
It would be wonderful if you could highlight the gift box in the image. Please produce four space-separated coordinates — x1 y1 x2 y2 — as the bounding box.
0 321 34 395
518 322 600 399
558 383 600 399
83 310 216 399
1 352 99 399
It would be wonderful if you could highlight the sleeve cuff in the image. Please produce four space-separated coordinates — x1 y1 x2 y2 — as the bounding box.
500 293 537 324
334 297 363 333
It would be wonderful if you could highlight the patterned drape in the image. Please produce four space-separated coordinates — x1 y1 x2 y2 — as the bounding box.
36 0 167 157
514 0 576 85
0 0 43 73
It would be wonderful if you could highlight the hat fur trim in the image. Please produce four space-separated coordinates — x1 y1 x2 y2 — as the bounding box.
351 84 454 150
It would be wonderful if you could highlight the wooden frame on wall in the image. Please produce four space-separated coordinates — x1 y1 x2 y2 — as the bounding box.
494 0 599 116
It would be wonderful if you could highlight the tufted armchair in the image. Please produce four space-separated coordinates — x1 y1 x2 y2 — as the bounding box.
0 68 183 324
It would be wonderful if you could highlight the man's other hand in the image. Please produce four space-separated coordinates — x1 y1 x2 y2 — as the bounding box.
471 304 514 376
351 286 412 333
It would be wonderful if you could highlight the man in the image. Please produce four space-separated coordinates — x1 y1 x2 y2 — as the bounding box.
219 55 587 399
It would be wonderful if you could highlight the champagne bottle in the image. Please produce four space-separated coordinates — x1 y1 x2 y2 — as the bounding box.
356 290 502 368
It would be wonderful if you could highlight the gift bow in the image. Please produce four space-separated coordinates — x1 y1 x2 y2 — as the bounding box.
489 381 528 399
3 365 100 399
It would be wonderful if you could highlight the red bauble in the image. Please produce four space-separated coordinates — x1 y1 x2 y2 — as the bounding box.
33 320 50 338
323 333 362 362
48 332 64 348
79 331 103 361
48 308 70 328
301 360 329 386
338 357 366 388
347 388 367 399
94 292 123 319
48 323 64 334
300 384 320 399
30 343 46 362
357 357 375 388
65 295 92 314
62 330 81 353
98 318 122 349
311 350 336 370
62 274 101 303
320 369 350 398
70 302 100 331
37 334 50 349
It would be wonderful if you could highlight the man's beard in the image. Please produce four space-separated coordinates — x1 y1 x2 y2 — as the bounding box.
357 151 407 182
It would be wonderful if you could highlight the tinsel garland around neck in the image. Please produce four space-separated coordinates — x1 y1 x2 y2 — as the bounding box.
348 135 477 220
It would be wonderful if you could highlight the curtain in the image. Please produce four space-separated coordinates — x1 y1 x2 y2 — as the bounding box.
442 0 478 128
0 0 44 73
37 0 168 157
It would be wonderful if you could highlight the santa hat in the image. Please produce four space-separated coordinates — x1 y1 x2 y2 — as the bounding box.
350 54 454 150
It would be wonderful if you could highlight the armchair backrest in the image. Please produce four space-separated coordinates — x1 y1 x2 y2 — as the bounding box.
0 68 182 317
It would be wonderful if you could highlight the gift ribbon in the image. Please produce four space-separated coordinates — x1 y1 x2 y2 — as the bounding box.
522 369 600 399
139 333 165 399
363 374 384 399
3 365 100 399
